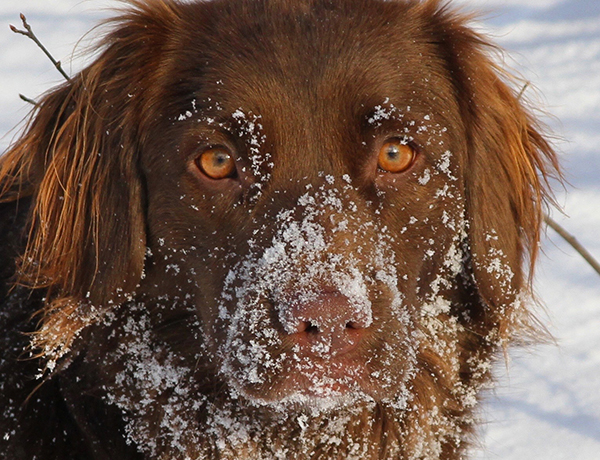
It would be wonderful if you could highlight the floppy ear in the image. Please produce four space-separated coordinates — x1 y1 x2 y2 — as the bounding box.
0 1 182 362
428 4 560 339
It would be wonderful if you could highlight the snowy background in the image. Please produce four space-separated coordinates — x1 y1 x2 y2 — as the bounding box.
0 0 598 458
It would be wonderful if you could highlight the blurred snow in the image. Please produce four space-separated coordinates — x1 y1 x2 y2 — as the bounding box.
1 1 599 458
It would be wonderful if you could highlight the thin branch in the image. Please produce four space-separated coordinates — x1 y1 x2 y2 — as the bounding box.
10 13 71 82
544 214 600 276
19 93 38 106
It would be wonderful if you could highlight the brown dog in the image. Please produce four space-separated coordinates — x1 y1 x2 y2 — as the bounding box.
0 0 559 458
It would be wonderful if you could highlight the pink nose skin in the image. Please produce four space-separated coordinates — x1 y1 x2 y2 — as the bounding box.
281 291 371 358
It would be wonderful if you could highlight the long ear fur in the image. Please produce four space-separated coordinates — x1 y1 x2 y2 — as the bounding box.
0 0 182 364
427 2 561 341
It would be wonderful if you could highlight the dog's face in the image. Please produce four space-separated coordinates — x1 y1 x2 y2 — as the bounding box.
140 0 469 408
1 0 558 458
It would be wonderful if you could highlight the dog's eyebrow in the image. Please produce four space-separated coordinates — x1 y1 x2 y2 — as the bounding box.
180 105 264 135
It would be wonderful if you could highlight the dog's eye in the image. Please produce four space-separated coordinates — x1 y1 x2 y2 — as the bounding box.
377 139 416 173
196 147 237 179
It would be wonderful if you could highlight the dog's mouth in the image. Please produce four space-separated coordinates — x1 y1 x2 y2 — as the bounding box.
215 274 409 408
226 347 379 409
216 296 415 410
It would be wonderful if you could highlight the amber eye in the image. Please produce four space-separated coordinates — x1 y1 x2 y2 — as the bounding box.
197 147 236 179
377 138 416 173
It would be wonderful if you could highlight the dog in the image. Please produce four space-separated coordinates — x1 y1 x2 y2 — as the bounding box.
0 0 559 458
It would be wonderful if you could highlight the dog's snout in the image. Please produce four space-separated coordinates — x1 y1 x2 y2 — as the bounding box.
282 291 370 357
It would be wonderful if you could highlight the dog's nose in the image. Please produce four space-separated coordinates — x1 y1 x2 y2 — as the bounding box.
281 291 371 357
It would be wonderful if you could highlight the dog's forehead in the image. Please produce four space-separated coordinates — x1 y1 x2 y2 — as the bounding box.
189 0 448 103
176 0 459 175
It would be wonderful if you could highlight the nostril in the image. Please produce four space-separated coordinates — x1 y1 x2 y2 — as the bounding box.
346 320 369 330
305 322 319 335
297 320 319 334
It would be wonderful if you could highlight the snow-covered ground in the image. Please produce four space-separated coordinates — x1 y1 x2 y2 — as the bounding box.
1 0 599 458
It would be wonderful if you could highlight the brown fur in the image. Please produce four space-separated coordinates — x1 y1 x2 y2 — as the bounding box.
0 0 559 459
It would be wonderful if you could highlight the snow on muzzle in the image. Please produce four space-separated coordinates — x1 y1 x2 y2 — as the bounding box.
213 180 418 410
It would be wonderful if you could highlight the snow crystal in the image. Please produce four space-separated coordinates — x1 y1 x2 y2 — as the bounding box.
178 110 193 121
436 150 457 181
418 168 431 185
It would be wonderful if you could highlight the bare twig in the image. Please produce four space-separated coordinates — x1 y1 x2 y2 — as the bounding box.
10 13 71 82
544 214 600 276
19 93 38 106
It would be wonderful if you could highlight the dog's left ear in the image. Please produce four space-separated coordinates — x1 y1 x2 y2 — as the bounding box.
427 4 560 338
0 2 183 361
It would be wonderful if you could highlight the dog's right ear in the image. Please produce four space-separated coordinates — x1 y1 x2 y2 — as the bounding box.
0 1 183 362
424 2 561 342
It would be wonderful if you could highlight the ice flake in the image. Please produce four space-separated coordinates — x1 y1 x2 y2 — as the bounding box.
177 110 193 121
437 150 457 181
418 168 431 185
422 296 452 317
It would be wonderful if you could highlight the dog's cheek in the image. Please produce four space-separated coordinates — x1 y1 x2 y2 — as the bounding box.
376 167 471 355
380 187 467 291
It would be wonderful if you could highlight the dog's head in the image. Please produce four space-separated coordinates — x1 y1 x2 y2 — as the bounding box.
1 0 559 457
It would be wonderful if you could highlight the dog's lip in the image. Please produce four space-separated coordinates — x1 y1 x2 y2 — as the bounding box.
271 357 374 400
